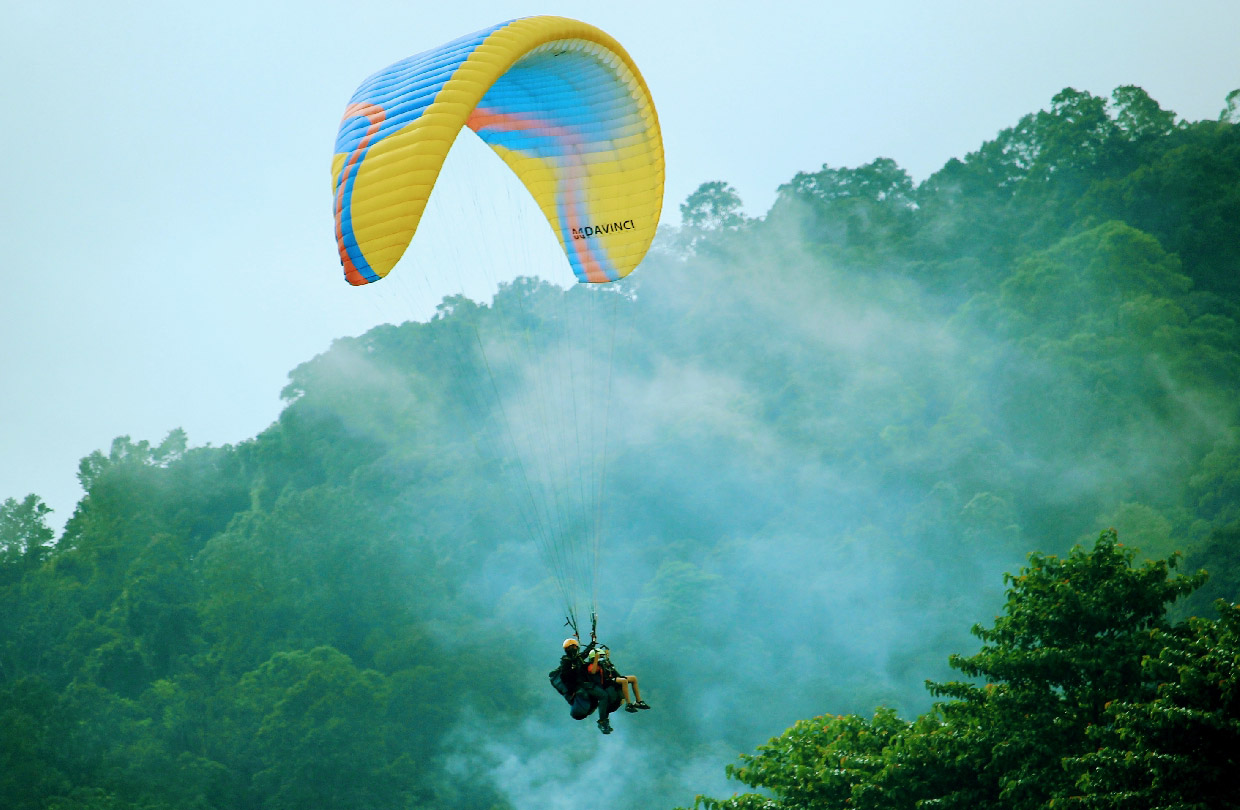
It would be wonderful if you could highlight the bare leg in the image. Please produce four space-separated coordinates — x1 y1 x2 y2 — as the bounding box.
614 677 631 704
627 675 642 702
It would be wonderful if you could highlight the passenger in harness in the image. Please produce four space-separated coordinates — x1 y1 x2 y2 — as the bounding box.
587 646 649 713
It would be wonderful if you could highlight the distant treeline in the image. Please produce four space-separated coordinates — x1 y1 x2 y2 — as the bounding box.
2 85 1238 810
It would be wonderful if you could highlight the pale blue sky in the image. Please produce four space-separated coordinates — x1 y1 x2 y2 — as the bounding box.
3 0 1237 529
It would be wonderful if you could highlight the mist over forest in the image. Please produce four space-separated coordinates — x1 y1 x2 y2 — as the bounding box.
4 85 1240 810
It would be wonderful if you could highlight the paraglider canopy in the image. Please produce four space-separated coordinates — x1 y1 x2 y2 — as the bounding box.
332 16 665 286
330 16 664 641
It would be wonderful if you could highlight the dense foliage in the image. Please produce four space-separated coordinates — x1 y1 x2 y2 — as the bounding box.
691 533 1238 809
2 85 1238 809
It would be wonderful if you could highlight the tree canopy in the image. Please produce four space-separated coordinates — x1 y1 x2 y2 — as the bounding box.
2 85 1239 809
690 533 1237 810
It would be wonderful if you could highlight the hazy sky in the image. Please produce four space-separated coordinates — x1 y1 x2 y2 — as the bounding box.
3 0 1237 530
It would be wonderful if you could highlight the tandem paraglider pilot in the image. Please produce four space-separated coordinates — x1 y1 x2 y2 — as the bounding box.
550 637 649 734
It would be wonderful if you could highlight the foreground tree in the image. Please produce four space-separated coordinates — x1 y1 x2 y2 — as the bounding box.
689 531 1232 810
1063 601 1240 808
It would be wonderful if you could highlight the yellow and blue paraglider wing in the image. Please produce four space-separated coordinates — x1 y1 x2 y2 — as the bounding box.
332 16 664 286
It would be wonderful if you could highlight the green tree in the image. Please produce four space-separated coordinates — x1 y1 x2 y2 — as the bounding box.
996 220 1191 337
681 181 747 231
689 532 1209 810
1077 118 1240 297
691 709 912 810
1222 89 1240 124
923 531 1203 809
772 158 915 253
235 646 421 810
1 494 55 578
1064 601 1240 809
0 677 73 810
1179 524 1240 617
1111 85 1178 145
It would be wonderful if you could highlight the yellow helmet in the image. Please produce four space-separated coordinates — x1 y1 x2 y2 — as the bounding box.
563 638 580 649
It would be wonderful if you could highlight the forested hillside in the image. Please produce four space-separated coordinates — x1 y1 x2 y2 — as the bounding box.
3 86 1239 809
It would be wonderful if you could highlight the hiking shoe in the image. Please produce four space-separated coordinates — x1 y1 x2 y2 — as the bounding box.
633 700 650 710
625 703 639 713
597 718 613 734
